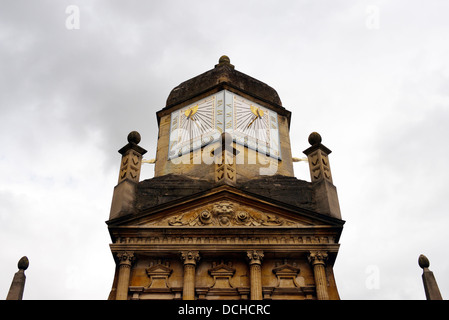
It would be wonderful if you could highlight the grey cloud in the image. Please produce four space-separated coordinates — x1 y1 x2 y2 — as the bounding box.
1 0 449 300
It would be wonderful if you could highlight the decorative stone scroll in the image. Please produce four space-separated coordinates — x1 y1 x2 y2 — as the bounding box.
147 200 303 227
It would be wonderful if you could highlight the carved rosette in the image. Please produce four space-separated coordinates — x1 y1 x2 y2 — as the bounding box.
199 210 212 225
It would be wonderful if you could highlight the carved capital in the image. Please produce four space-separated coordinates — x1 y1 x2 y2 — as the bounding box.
247 250 264 265
308 251 328 266
117 251 135 267
180 251 201 266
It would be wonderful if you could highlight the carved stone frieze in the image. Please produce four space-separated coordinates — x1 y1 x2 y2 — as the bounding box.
112 234 337 248
146 200 304 227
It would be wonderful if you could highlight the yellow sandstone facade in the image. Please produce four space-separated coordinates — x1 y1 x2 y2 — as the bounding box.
107 56 344 300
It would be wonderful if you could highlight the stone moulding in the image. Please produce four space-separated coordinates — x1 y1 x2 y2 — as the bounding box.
110 235 340 254
111 222 339 238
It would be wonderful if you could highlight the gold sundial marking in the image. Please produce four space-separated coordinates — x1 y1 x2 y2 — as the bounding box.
184 104 199 119
247 105 264 128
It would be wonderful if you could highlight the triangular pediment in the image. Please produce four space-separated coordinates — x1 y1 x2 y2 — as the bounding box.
208 262 235 275
272 263 301 275
109 185 343 229
146 263 172 275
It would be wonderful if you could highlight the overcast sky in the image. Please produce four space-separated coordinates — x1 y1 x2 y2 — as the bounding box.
1 0 448 300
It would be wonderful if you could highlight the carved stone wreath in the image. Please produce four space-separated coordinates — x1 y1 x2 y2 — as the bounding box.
149 200 301 227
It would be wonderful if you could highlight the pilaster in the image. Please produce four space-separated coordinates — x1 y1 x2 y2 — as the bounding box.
308 251 329 300
180 251 201 300
247 250 264 300
115 251 135 300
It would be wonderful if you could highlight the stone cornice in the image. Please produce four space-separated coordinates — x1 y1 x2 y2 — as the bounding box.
110 239 340 256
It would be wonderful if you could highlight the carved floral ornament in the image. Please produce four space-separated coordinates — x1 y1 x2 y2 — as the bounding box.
148 200 304 227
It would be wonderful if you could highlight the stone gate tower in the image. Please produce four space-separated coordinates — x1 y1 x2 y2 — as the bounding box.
106 56 344 300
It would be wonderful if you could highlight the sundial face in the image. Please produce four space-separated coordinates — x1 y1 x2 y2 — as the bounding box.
231 94 280 159
168 90 281 160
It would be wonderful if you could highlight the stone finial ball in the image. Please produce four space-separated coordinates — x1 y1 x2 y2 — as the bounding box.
18 256 29 270
308 132 322 145
418 254 430 269
219 55 230 64
127 131 141 144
